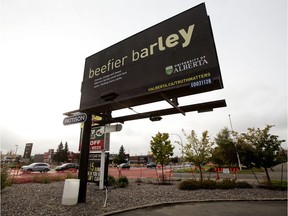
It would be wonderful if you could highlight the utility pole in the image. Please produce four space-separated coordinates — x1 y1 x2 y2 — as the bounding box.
15 145 18 162
171 133 184 167
229 114 242 170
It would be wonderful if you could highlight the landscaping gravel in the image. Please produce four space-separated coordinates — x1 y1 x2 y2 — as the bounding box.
1 180 287 216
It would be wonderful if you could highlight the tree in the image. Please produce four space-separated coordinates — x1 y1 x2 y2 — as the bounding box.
183 129 212 181
113 145 127 165
236 137 257 169
63 142 69 162
150 132 174 183
241 125 286 182
211 127 238 166
169 156 179 164
53 142 63 164
53 141 70 164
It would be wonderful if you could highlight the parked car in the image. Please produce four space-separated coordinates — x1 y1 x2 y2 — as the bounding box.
20 163 51 173
55 163 79 172
146 162 157 168
117 163 130 169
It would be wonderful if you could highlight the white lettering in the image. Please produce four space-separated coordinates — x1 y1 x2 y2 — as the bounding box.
179 24 195 48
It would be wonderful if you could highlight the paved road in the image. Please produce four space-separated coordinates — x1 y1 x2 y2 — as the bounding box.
112 201 287 216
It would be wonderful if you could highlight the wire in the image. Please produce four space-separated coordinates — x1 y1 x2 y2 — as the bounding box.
103 186 108 207
114 101 140 114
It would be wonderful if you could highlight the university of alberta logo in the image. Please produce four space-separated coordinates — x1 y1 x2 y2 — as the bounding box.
165 65 173 75
165 56 208 76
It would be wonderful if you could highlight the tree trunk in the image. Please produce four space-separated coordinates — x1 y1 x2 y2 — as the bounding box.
199 164 203 181
264 167 271 184
161 163 165 184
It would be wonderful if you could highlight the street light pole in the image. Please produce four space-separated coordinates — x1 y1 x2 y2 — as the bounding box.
15 145 18 162
228 114 242 170
171 133 184 167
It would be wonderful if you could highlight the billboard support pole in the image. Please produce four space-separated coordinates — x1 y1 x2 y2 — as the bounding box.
78 113 92 203
161 94 185 116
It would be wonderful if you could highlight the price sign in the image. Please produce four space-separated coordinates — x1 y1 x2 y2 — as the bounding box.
87 161 101 183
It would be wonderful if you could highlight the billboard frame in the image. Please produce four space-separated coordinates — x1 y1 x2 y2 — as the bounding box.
78 3 223 115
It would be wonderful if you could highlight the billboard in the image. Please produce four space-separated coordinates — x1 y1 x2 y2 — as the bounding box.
80 3 223 112
23 143 33 159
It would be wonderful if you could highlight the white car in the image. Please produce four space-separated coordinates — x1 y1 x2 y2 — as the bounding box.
117 163 130 169
20 163 51 173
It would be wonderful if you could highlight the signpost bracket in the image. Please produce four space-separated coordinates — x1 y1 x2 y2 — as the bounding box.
161 93 185 116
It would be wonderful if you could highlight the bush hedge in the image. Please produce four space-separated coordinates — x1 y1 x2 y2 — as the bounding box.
117 176 129 188
1 165 11 189
179 178 253 190
258 180 287 191
106 175 129 188
107 175 117 186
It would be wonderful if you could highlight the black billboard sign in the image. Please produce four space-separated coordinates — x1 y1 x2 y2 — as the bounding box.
23 143 33 159
80 3 223 112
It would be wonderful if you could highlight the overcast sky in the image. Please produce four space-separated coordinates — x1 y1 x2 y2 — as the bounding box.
1 0 287 157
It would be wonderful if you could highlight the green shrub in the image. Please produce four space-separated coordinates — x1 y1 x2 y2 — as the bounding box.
235 181 253 188
107 175 117 186
179 178 254 190
1 165 11 189
117 176 129 188
178 179 199 190
135 178 143 184
52 175 63 182
65 173 76 179
41 176 52 184
200 179 217 189
258 180 287 191
33 174 52 184
216 179 236 189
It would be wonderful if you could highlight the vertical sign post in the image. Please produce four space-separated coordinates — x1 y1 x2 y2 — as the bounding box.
78 113 92 203
99 150 106 189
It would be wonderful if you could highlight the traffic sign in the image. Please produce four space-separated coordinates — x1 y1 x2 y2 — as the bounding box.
63 113 87 125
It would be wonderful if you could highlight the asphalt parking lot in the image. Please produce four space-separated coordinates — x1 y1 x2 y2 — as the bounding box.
111 200 287 216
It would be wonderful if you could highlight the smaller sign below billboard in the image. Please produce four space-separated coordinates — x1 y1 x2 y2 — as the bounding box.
90 126 110 151
63 113 87 125
88 160 100 183
99 124 122 133
88 153 109 183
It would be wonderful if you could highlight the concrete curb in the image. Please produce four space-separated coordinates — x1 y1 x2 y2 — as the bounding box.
101 198 288 216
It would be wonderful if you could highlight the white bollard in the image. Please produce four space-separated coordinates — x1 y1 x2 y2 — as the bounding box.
62 179 80 205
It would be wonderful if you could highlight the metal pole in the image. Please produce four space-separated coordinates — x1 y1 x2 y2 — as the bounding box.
280 164 283 190
171 133 184 168
78 113 92 203
15 145 18 162
228 114 242 170
12 145 19 181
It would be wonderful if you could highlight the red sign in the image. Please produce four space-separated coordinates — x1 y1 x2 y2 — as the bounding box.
89 126 105 151
90 139 104 151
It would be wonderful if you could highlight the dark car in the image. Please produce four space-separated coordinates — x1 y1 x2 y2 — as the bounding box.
55 163 79 172
117 163 130 169
146 162 157 168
